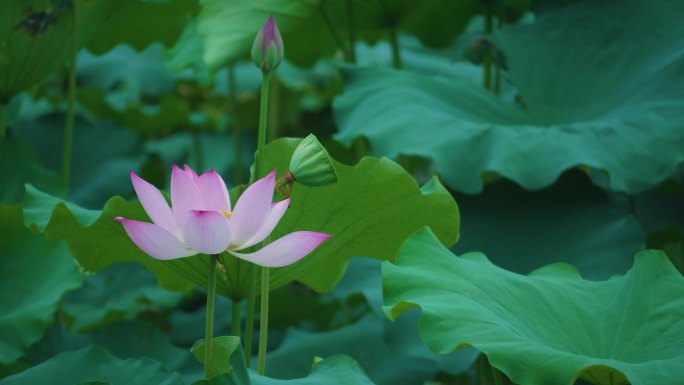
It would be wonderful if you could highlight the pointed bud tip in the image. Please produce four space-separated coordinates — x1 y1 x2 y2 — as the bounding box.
252 14 284 72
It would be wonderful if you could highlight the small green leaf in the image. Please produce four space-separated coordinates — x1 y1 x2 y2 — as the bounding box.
191 337 249 384
1 345 185 385
288 134 338 187
384 228 684 385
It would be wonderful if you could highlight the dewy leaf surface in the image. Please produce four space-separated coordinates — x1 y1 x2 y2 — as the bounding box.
334 0 684 193
0 205 82 364
1 345 184 385
383 228 684 385
22 138 458 296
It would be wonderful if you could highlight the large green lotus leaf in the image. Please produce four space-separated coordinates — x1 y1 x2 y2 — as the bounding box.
257 138 460 292
0 205 82 365
27 320 203 383
197 0 481 69
145 132 254 186
61 263 184 333
11 113 143 208
22 184 196 293
383 228 684 385
1 345 184 385
334 0 684 194
85 0 198 55
0 138 64 204
0 0 122 103
452 170 645 279
197 355 375 385
78 44 174 96
265 312 476 384
169 296 233 346
23 138 458 296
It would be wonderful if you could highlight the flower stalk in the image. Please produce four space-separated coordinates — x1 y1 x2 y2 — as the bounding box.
204 254 219 379
257 266 270 375
244 265 257 365
231 297 241 337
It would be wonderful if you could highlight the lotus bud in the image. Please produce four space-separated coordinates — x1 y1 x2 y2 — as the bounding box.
288 134 338 187
251 14 284 73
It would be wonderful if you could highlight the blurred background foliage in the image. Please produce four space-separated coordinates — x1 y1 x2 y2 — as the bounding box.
1 0 683 384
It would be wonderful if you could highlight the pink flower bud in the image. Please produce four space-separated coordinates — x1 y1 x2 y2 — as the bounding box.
251 14 284 73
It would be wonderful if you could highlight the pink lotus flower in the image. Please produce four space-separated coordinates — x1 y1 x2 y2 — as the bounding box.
115 165 330 267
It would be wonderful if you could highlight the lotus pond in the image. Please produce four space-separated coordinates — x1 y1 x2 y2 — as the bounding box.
1 1 683 385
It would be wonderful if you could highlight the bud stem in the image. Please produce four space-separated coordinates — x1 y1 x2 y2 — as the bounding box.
247 69 273 371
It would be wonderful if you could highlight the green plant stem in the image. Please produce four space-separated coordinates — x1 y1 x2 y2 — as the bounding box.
388 25 402 69
245 69 273 366
267 76 279 142
244 265 257 366
0 103 6 138
62 1 78 187
192 129 205 171
346 0 356 63
204 254 218 379
257 267 270 375
228 64 243 185
320 2 350 59
231 298 241 338
256 71 271 179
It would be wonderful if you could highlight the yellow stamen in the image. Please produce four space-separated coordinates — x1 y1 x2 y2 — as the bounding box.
219 210 232 219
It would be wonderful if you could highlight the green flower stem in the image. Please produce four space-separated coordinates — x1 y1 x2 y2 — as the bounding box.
204 254 219 379
244 265 257 365
62 1 79 187
246 69 273 366
267 76 279 142
231 298 241 337
0 103 6 138
256 71 272 178
257 266 270 375
346 0 357 63
388 25 402 69
228 64 243 185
